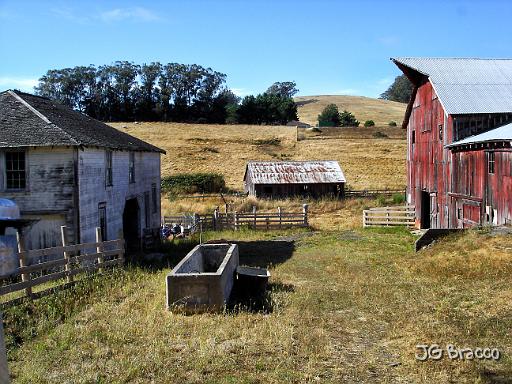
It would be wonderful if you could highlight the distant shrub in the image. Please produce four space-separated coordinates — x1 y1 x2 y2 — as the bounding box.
339 110 359 127
364 120 375 127
373 131 389 138
161 173 226 194
388 121 397 127
376 195 387 206
392 193 406 205
318 104 342 127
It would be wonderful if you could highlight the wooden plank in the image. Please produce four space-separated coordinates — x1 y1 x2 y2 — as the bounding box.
0 280 30 296
29 270 68 287
18 258 68 274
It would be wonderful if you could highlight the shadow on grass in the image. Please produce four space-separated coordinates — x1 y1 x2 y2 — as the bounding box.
236 240 295 268
227 281 295 314
295 98 318 107
127 239 296 271
479 368 512 384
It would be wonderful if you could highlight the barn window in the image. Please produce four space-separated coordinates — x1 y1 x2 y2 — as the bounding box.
5 151 26 190
411 130 416 145
98 202 107 240
105 150 113 187
129 152 135 183
152 183 158 214
438 124 443 140
488 152 495 174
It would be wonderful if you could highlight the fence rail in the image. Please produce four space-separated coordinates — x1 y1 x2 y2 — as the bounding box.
346 189 406 198
163 205 309 233
363 205 415 227
0 226 124 304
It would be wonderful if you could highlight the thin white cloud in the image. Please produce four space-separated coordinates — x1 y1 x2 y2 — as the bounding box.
50 6 161 24
0 77 38 93
99 7 160 22
51 6 90 24
377 35 400 47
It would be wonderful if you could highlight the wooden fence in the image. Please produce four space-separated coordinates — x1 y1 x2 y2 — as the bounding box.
0 226 124 304
346 189 406 198
363 205 416 227
163 204 309 233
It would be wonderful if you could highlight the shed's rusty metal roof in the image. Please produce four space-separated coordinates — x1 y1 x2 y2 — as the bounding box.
245 161 346 184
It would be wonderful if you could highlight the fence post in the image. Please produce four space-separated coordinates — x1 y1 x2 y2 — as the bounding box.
302 204 309 227
0 311 10 384
363 211 367 227
15 231 32 299
96 227 104 272
234 211 239 231
278 207 282 229
60 226 73 283
253 206 257 229
213 208 219 231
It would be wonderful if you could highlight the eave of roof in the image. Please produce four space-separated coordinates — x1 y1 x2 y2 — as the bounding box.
446 122 512 148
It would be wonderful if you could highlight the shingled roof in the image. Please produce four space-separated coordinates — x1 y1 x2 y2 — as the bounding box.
0 90 164 153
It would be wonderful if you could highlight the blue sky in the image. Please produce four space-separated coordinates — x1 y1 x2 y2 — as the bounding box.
1 0 512 98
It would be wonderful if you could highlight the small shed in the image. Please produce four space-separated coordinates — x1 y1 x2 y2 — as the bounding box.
243 160 345 198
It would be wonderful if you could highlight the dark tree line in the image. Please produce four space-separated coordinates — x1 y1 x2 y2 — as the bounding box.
35 61 298 125
379 74 413 103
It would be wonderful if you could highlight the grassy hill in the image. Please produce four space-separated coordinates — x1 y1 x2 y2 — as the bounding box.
295 95 407 127
109 122 407 192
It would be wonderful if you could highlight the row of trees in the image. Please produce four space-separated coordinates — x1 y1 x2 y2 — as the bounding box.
34 61 298 124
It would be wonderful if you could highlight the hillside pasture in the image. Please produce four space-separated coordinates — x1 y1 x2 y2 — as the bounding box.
110 122 407 191
295 95 407 127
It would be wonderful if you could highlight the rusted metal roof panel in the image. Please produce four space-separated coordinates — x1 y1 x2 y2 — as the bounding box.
446 122 512 148
245 161 345 184
392 57 512 114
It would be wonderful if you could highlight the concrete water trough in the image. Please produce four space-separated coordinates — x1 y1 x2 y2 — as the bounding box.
166 243 239 312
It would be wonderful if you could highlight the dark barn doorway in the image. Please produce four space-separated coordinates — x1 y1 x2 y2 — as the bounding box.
123 198 140 251
420 191 431 229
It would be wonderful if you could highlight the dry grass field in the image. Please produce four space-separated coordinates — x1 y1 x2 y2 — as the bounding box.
5 97 512 383
110 121 407 192
295 95 407 127
6 227 512 383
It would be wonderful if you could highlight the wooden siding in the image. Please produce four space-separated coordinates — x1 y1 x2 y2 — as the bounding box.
406 80 512 228
251 183 344 198
0 147 77 249
78 148 161 244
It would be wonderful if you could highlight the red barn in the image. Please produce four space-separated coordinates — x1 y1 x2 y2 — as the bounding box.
392 58 512 229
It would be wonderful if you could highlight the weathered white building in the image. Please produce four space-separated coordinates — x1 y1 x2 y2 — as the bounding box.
0 90 165 250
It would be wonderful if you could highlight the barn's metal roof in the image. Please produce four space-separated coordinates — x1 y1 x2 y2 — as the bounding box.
244 161 346 184
446 122 512 148
392 57 512 114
